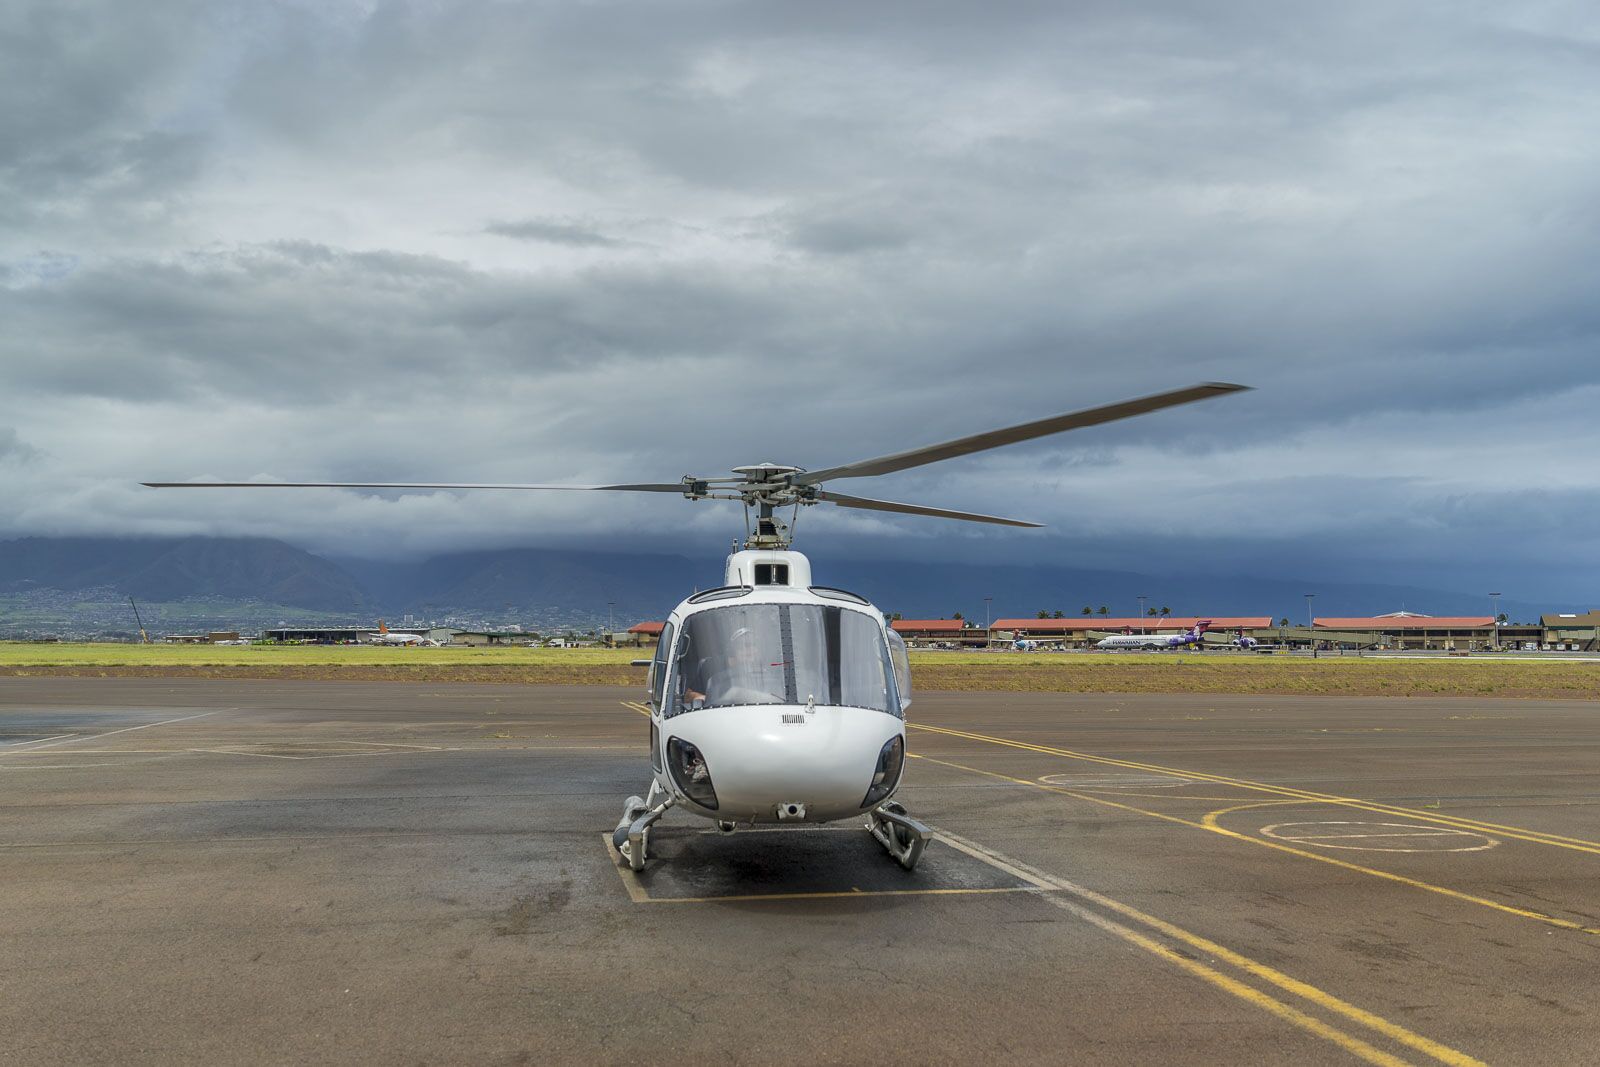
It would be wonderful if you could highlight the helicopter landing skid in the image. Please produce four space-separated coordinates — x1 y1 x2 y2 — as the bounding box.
613 782 673 871
867 801 932 871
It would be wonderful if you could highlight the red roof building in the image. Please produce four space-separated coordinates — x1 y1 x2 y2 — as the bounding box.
890 619 970 633
1315 616 1492 630
627 621 665 635
1312 612 1496 650
890 619 983 645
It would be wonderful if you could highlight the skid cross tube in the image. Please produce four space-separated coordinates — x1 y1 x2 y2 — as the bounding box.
868 802 932 871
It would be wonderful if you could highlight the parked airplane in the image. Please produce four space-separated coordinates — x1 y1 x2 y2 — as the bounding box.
1201 626 1272 651
367 621 438 646
1096 620 1213 650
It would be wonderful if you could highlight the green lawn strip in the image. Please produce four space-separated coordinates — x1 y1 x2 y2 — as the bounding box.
1 644 1595 698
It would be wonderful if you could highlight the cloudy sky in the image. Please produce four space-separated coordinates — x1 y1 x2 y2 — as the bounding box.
3 1 1598 600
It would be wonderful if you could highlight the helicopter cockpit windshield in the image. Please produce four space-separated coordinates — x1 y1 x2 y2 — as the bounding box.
672 603 898 717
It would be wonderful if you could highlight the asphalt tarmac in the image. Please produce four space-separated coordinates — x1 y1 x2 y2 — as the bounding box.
3 678 1598 1065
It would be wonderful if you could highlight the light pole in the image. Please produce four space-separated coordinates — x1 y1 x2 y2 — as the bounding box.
1489 592 1501 651
607 601 615 643
984 596 993 648
1304 593 1315 653
1137 595 1148 633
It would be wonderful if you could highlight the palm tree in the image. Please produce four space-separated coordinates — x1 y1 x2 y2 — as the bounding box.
1159 606 1171 617
1052 610 1065 619
1097 605 1109 615
1036 609 1050 619
1081 606 1092 615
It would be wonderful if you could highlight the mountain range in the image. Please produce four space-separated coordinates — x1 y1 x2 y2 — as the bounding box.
0 535 1561 637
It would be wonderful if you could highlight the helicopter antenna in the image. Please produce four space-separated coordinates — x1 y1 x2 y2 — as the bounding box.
143 383 1250 550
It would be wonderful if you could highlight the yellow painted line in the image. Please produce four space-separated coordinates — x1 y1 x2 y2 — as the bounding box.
604 836 652 903
911 722 1600 857
598 792 1478 1063
939 829 1486 1067
1066 920 1415 1066
621 701 650 717
918 752 1600 938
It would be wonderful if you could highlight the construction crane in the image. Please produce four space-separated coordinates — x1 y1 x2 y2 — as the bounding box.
128 597 150 644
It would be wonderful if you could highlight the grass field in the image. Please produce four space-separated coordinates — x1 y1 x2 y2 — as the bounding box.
0 643 631 667
2 642 1597 698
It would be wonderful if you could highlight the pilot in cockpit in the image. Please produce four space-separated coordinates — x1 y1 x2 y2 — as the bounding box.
682 626 787 708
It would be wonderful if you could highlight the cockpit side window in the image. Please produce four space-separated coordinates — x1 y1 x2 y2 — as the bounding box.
886 627 912 712
649 620 676 712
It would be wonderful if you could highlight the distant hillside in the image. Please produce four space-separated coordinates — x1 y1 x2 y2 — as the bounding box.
815 558 1546 624
334 548 712 623
0 536 370 613
0 535 1559 633
346 547 1551 624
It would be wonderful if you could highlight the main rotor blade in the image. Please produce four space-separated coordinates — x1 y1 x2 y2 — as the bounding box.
815 490 1042 528
141 481 691 493
794 382 1250 485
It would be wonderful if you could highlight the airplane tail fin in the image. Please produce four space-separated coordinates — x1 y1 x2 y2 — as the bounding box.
1194 619 1213 635
378 619 389 634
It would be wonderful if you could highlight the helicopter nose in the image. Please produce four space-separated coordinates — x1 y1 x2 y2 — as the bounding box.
670 706 903 822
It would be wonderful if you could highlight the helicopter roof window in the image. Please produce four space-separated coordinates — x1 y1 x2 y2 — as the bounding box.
671 603 897 717
810 586 870 606
687 586 752 604
753 563 788 586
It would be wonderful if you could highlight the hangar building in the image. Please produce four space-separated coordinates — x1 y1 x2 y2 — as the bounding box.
890 619 984 647
1314 612 1494 650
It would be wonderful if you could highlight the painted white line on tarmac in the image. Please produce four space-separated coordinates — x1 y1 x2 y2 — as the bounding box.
1259 821 1498 854
0 710 223 755
0 733 76 748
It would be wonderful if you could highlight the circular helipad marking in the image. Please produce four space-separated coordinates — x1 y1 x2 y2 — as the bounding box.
1259 821 1498 853
1039 772 1194 790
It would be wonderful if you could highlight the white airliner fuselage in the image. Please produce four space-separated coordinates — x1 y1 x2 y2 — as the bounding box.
366 622 437 646
1096 621 1212 651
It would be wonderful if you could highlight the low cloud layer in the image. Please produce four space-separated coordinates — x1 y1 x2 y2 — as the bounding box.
3 1 1598 602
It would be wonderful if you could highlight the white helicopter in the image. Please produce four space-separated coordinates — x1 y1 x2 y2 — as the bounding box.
144 381 1248 872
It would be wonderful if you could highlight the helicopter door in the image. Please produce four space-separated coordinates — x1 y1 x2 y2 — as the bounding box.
647 621 675 772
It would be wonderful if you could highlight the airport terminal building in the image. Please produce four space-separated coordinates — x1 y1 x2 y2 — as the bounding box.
253 608 1599 653
993 617 1274 647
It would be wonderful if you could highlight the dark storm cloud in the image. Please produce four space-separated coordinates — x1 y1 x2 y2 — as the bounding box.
2 0 1598 601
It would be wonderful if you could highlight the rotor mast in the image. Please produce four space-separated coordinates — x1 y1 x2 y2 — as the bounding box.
729 464 803 549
